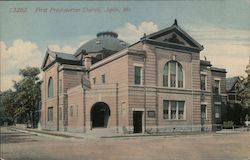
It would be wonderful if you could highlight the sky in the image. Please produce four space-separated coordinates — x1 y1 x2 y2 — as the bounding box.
0 0 250 91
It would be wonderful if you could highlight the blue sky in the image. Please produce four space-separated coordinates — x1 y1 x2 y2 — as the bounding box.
0 0 250 90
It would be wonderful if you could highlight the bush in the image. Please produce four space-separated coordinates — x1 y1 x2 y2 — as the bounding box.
223 121 234 129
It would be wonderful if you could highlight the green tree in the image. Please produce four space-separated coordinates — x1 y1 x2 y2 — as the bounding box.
238 76 250 124
1 67 41 127
1 89 16 123
240 77 250 109
12 67 41 127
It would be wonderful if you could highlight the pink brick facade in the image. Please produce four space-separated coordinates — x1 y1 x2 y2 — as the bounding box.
40 22 226 134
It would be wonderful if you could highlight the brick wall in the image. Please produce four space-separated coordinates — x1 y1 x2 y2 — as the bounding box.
42 62 59 131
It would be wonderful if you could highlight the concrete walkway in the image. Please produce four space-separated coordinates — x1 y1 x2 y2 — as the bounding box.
9 127 85 139
9 126 250 140
9 127 125 139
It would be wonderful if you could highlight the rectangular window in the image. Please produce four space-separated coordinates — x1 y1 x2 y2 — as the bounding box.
163 100 185 120
48 107 53 121
236 95 241 101
215 105 220 118
101 74 105 84
93 77 96 85
214 80 220 94
59 107 62 120
201 105 207 119
134 66 142 85
171 101 177 119
163 100 169 119
200 74 206 90
229 95 235 101
70 106 73 117
178 101 184 120
148 111 156 118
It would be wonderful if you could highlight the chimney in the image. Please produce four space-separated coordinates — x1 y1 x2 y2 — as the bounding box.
84 55 92 69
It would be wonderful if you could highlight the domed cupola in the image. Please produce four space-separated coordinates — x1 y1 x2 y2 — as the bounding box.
96 31 118 38
74 31 129 62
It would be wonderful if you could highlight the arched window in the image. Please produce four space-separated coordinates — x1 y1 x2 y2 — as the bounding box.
178 64 183 88
48 77 54 98
163 61 184 88
163 64 168 86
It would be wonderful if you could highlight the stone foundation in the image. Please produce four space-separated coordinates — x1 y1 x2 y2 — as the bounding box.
42 125 212 135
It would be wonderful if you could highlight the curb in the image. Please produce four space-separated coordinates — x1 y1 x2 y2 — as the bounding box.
8 127 65 140
101 131 214 139
101 130 250 139
8 127 249 140
8 127 84 139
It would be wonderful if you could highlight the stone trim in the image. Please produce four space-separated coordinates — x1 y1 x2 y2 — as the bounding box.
144 39 201 53
89 49 145 71
131 108 145 111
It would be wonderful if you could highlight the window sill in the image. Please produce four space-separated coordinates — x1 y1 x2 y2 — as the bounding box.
47 96 56 99
163 119 186 121
213 93 221 95
162 86 184 89
46 97 57 101
133 84 144 87
201 90 212 94
213 93 227 96
147 117 156 120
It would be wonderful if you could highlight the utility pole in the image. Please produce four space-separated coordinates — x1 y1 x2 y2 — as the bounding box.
0 39 2 159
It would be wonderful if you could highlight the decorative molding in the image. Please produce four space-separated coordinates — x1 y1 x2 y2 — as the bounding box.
131 108 145 111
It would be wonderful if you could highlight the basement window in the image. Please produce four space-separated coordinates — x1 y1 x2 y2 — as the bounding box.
48 107 53 122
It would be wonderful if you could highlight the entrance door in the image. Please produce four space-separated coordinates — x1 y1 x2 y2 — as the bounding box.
133 111 143 133
201 105 206 131
93 109 105 127
91 102 110 128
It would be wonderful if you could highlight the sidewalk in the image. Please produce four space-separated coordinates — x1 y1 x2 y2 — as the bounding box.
9 126 250 140
216 127 250 134
9 127 85 139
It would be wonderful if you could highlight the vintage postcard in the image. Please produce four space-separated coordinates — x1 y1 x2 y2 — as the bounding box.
0 1 250 160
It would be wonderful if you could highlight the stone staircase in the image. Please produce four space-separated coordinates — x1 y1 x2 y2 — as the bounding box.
84 128 120 138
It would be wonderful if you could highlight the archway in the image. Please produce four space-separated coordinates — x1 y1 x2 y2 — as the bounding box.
91 102 110 128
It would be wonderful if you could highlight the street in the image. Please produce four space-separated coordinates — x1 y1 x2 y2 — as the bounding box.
0 127 250 160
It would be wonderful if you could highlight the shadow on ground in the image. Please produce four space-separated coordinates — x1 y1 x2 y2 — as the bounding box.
0 130 38 144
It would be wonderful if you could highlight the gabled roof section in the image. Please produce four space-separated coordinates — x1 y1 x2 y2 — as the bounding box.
41 48 81 71
141 20 204 53
211 67 227 73
226 76 241 92
41 49 52 70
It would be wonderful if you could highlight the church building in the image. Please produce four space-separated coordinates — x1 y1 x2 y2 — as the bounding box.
40 20 227 133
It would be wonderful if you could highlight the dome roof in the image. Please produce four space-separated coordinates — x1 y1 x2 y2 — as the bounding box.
75 31 129 56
